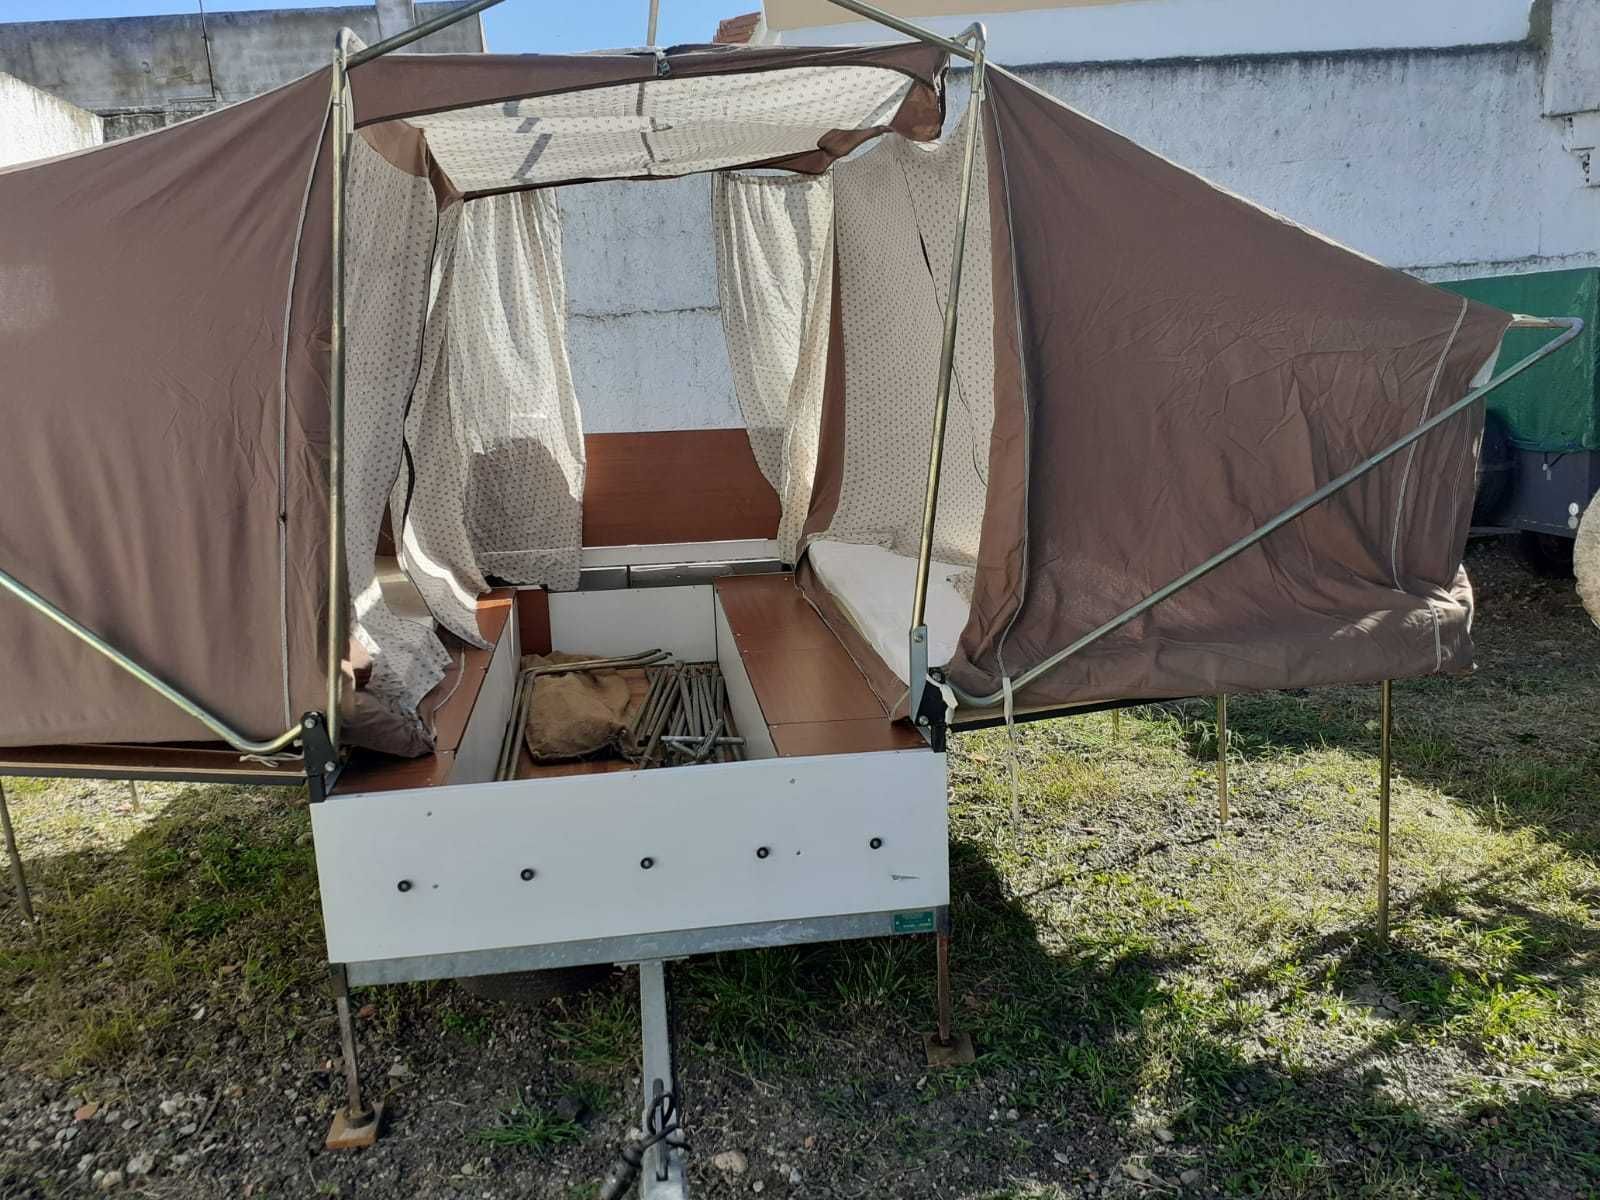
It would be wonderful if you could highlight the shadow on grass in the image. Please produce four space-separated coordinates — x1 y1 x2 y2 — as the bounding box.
6 769 1600 1197
671 834 1600 1196
0 783 328 1081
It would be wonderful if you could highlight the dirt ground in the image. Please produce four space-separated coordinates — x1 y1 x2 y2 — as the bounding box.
1 537 1598 1199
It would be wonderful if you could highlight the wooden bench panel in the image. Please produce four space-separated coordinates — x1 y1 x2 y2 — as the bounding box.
714 574 924 758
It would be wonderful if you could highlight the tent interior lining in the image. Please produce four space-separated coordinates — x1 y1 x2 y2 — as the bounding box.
339 48 981 756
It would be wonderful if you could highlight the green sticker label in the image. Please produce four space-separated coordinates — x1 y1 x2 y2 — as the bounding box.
893 910 936 934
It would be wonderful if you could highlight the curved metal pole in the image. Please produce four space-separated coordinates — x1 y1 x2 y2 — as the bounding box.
950 315 1587 708
0 567 303 755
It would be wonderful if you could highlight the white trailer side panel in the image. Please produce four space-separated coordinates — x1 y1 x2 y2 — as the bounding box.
313 748 946 964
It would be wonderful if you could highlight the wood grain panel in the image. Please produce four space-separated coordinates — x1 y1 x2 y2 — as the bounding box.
583 430 780 547
739 646 888 725
515 588 552 656
770 719 926 757
715 573 840 653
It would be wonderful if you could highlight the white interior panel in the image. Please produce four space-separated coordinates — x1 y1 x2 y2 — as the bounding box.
714 593 777 761
446 603 518 787
808 539 971 682
581 540 779 568
313 749 947 964
547 584 715 660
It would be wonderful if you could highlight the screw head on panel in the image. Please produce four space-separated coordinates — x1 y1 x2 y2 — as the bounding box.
520 868 536 881
396 879 413 893
869 837 883 850
756 846 770 859
640 857 655 870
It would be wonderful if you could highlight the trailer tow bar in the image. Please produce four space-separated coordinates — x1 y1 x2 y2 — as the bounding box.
600 959 688 1199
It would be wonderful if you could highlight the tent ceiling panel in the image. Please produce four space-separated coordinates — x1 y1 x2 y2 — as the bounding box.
414 66 919 194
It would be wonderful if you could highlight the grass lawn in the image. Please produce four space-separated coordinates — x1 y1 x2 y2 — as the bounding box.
0 540 1596 1198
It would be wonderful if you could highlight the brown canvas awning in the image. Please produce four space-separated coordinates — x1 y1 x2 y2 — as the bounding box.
0 43 947 749
944 70 1512 710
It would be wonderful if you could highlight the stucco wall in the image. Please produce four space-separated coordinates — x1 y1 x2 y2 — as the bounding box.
1003 47 1599 281
0 3 482 139
555 40 1599 433
559 177 739 435
0 72 102 171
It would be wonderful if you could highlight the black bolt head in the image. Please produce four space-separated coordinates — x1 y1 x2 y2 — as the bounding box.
396 879 412 893
520 868 536 881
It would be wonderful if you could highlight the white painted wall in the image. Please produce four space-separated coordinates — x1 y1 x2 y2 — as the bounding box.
559 176 739 433
767 0 1535 69
554 4 1596 436
990 48 1598 281
0 72 102 171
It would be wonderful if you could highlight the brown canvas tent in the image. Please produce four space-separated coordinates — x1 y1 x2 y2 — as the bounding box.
0 17 1575 768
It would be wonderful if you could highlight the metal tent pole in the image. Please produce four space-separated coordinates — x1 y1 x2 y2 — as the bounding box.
0 781 38 936
348 0 506 66
1216 694 1229 826
907 23 987 717
1377 679 1392 943
0 567 303 756
949 315 1586 709
324 963 380 1149
326 32 353 756
646 0 660 46
922 912 975 1065
820 0 980 61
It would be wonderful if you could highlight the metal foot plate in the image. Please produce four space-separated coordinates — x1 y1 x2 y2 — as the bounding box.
922 1031 976 1067
324 1102 383 1151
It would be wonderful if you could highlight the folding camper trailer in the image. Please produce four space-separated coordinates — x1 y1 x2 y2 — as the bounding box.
0 0 1584 1191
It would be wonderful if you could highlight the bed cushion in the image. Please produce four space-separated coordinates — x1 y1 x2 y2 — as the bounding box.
806 539 971 686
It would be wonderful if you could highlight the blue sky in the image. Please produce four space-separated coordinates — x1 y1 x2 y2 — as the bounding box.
0 1 744 52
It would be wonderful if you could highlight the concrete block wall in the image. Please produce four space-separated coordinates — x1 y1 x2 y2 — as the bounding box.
0 3 482 140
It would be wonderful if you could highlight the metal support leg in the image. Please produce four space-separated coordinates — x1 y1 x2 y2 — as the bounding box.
1216 694 1229 826
1111 709 1121 740
126 779 141 812
1377 680 1392 944
324 963 381 1150
638 960 688 1200
0 781 38 936
923 925 975 1066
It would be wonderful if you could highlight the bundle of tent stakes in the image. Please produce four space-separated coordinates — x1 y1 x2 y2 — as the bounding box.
495 651 746 780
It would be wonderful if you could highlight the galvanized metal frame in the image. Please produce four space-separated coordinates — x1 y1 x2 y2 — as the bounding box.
637 959 688 1199
908 23 987 722
327 30 353 754
342 906 948 987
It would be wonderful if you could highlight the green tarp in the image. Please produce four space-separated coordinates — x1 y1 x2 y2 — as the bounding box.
1440 268 1600 452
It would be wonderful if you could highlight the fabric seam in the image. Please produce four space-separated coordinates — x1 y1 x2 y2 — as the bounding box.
277 100 333 727
987 90 1031 690
1388 295 1468 591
